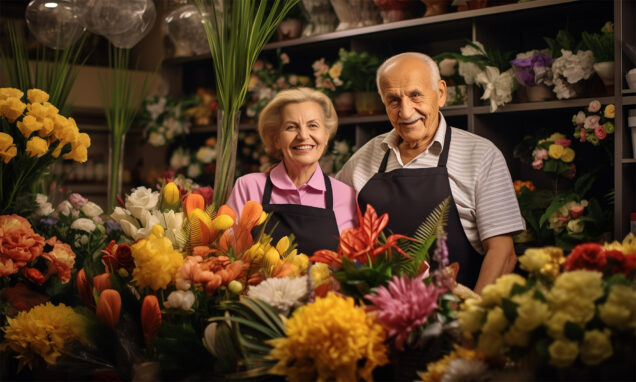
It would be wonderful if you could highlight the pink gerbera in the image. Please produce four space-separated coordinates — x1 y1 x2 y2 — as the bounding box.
365 273 443 350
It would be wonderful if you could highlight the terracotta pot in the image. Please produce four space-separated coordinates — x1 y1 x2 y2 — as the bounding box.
276 18 303 40
421 0 451 16
525 84 554 102
334 91 355 115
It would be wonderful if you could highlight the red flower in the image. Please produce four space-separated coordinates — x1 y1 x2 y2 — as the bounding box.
102 240 134 271
605 250 627 275
569 205 585 219
1 282 48 314
565 243 606 272
22 267 46 285
193 186 214 205
141 295 161 348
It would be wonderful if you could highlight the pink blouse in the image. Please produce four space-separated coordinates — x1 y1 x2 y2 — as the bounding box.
226 162 358 233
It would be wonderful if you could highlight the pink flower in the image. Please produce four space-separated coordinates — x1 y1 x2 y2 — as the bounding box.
532 159 544 170
594 125 607 140
584 115 601 130
588 100 601 113
0 215 45 276
252 60 264 71
323 78 336 92
68 193 88 209
579 128 586 142
556 211 569 222
280 53 290 64
554 138 571 148
534 148 549 161
365 273 443 351
569 205 585 219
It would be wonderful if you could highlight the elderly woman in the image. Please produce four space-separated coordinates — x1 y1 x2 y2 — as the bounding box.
226 87 358 254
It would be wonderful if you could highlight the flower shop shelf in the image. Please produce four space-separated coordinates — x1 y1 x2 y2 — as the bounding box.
190 123 260 134
472 97 617 115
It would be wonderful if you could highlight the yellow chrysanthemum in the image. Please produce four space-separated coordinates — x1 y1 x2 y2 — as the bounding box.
131 225 184 290
0 97 26 123
309 262 330 286
548 144 564 159
17 115 43 138
560 147 575 163
26 136 49 158
0 132 17 164
268 293 388 382
27 89 49 104
417 345 485 382
0 302 86 372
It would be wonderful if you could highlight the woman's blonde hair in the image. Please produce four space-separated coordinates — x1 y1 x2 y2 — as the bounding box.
258 87 338 158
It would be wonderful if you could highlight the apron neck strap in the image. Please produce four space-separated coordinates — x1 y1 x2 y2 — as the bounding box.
378 124 453 172
263 171 333 210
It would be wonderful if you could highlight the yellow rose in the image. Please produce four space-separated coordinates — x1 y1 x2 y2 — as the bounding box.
0 87 24 100
519 248 551 272
482 306 508 333
550 270 603 304
16 115 43 138
458 298 486 335
504 325 530 347
38 118 55 137
26 136 49 158
604 104 615 119
27 89 50 104
310 262 330 286
548 144 564 159
548 339 579 368
580 330 613 366
545 311 572 339
512 292 550 331
560 147 575 163
548 132 566 142
328 62 343 79
0 132 13 150
477 331 504 357
63 144 87 162
292 253 309 272
621 233 636 254
481 274 526 306
0 97 27 123
0 132 17 164
598 284 636 329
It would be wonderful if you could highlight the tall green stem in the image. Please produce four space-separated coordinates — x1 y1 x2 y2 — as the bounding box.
107 132 124 212
214 110 240 208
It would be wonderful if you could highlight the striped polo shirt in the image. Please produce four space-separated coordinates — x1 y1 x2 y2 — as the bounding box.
336 114 525 255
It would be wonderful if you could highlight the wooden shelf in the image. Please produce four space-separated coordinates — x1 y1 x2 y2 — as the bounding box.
473 96 617 115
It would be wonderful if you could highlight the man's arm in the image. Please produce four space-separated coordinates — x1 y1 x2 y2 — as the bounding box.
473 234 517 294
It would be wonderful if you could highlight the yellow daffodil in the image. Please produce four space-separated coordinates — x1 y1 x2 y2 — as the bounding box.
0 97 26 123
16 115 43 138
26 89 49 104
25 136 49 158
0 87 24 100
0 132 17 163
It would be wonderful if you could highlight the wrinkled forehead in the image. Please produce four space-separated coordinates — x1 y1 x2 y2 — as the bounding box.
379 66 434 94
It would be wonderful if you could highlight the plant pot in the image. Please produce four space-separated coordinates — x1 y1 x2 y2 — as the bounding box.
374 0 418 23
444 84 467 106
625 68 636 90
593 61 614 87
525 84 554 102
334 91 355 115
354 91 384 114
421 0 452 16
276 18 303 41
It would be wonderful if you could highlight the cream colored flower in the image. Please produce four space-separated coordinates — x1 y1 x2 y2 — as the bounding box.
481 306 508 334
598 284 636 329
548 339 579 368
518 248 551 272
247 276 308 316
512 292 550 332
503 325 530 347
477 331 504 357
458 298 486 335
580 330 613 366
480 274 526 306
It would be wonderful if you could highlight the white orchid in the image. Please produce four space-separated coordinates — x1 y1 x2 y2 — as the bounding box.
475 66 516 112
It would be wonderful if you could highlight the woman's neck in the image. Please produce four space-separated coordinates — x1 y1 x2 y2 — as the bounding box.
283 161 318 188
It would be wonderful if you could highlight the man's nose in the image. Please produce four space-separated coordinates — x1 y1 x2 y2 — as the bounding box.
398 99 414 119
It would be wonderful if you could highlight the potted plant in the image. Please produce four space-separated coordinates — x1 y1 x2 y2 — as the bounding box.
581 21 615 90
339 49 384 114
434 56 467 106
545 29 595 100
510 50 554 102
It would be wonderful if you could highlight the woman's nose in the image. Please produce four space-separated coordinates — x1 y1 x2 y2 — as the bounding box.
296 125 310 139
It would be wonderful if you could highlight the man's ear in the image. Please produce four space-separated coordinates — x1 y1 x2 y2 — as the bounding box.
437 79 447 107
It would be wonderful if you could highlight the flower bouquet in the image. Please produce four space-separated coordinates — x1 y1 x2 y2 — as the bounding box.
581 22 615 88
312 53 350 100
545 29 595 99
0 88 91 215
183 88 219 126
454 236 636 381
510 50 554 102
168 137 217 185
572 99 615 146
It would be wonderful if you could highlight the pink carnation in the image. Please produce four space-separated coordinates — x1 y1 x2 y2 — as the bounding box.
594 125 607 140
532 159 544 170
68 193 88 209
579 128 586 142
588 100 601 113
43 237 76 283
365 273 443 351
534 148 549 161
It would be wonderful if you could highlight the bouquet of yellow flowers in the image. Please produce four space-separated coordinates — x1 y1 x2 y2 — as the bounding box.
0 88 90 214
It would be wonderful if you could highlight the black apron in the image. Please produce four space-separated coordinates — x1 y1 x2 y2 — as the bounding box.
257 171 340 255
357 125 482 288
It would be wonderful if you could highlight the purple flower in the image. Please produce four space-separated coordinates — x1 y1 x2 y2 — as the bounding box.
105 220 122 235
39 216 59 226
510 53 553 86
364 273 443 350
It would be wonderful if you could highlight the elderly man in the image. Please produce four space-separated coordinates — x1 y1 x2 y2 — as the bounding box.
336 52 524 293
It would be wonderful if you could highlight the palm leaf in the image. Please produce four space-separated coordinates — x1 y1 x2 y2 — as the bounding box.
400 197 451 276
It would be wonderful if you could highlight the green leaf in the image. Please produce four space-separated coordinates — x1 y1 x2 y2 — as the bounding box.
208 315 279 338
509 282 531 296
501 298 519 322
563 321 584 342
539 192 577 227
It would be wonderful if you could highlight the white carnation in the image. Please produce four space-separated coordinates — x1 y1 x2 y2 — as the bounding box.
247 276 308 316
164 290 196 310
71 218 96 232
34 193 54 217
81 201 104 218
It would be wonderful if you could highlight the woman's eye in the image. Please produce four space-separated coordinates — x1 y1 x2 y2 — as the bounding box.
285 125 296 130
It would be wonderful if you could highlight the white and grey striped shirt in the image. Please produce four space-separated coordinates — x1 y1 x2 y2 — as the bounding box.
336 114 525 255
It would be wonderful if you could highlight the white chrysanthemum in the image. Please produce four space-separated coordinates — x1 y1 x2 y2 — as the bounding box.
552 49 594 85
187 163 202 179
35 193 54 216
196 146 216 164
475 67 515 112
440 359 491 382
247 276 308 316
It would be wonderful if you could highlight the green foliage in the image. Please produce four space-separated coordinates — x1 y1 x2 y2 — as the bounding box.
340 49 383 92
334 256 396 303
544 29 581 58
581 23 614 62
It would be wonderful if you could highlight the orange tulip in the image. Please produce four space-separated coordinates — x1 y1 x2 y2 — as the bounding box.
217 204 236 221
141 295 161 348
96 289 121 328
183 193 205 218
76 268 94 307
238 200 262 230
93 273 112 294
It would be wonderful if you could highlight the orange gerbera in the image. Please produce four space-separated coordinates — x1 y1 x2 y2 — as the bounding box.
311 204 413 267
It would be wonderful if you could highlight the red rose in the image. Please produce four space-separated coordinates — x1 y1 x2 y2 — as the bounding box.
193 186 214 206
23 267 46 285
604 250 626 275
565 243 606 272
623 254 636 280
115 244 134 270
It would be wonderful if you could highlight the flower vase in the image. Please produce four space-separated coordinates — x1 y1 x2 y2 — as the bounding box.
354 91 384 114
213 110 240 208
107 133 125 213
334 91 355 115
525 84 554 102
